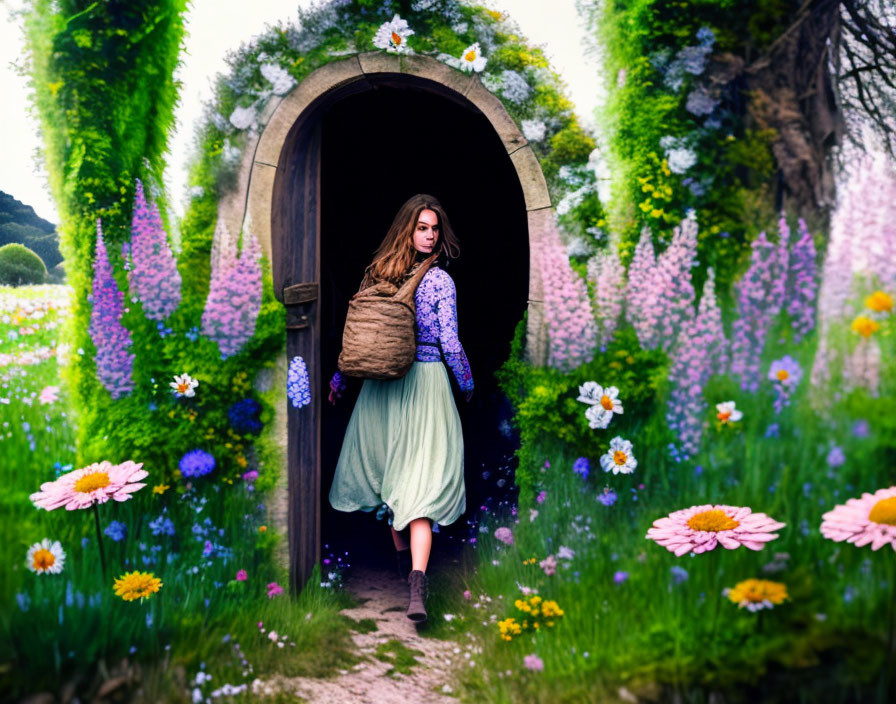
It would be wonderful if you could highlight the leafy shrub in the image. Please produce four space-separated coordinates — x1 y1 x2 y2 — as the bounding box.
0 243 48 285
497 315 668 503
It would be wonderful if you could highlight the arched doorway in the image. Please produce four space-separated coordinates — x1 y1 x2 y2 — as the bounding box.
243 53 553 591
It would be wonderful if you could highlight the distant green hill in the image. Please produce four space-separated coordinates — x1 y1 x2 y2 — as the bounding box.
0 190 64 282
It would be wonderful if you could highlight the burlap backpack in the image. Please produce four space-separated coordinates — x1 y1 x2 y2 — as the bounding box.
337 253 439 380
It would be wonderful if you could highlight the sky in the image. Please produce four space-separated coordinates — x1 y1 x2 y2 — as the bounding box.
0 0 603 225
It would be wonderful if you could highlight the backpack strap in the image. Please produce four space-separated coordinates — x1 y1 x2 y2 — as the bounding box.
394 253 439 305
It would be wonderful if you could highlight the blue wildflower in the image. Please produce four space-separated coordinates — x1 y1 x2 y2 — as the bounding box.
287 356 311 408
228 398 263 435
826 445 846 467
179 449 215 478
613 571 629 584
852 419 870 438
597 487 617 506
670 566 689 584
149 515 176 536
104 520 127 542
696 26 715 47
572 457 590 480
764 423 780 438
16 592 31 612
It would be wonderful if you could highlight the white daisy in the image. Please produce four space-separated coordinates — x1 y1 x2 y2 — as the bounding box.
372 14 415 54
26 538 66 575
577 381 602 404
579 382 623 428
170 373 199 398
458 42 487 72
600 437 637 475
585 404 612 429
715 401 743 424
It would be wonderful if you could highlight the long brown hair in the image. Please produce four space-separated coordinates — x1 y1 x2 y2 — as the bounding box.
363 194 460 286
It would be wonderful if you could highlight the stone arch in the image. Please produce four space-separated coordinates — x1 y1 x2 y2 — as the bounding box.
224 52 554 589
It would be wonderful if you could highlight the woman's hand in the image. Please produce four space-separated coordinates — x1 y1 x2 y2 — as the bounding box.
328 387 341 406
328 373 345 406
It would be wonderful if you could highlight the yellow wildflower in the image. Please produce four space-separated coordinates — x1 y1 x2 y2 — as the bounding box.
152 483 170 495
113 571 162 602
852 315 880 338
498 617 521 641
865 290 893 313
724 578 788 611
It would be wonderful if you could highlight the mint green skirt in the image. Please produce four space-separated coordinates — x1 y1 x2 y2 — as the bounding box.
328 361 466 532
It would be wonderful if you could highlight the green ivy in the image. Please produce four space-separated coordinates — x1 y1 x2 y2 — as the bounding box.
587 0 790 291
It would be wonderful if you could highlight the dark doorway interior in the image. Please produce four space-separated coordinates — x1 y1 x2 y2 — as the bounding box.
319 80 528 575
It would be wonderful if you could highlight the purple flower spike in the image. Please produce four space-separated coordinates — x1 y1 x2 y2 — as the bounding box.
89 220 136 398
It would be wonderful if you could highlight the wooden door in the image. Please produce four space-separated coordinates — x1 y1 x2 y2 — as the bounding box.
275 117 322 593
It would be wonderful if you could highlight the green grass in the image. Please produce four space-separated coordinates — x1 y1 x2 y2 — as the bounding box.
374 638 426 677
343 615 379 633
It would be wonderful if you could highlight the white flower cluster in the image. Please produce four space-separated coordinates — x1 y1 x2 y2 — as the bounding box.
521 119 546 142
660 135 697 174
498 69 532 103
228 105 256 131
259 62 296 96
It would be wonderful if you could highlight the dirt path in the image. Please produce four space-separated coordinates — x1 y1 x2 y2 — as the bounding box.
250 565 464 703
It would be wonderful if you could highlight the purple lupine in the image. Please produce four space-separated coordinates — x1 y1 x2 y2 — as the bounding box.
625 217 699 352
653 216 699 352
88 220 135 399
812 153 896 395
625 227 660 349
127 179 182 320
785 218 818 342
201 222 263 359
664 268 728 458
840 154 896 294
538 218 597 372
842 338 881 397
773 215 791 316
695 268 728 376
730 231 786 392
587 246 625 347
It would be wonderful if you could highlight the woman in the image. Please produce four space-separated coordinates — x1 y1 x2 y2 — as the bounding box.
327 193 474 624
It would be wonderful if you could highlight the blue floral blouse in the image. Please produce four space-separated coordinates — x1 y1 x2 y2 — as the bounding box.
331 266 474 394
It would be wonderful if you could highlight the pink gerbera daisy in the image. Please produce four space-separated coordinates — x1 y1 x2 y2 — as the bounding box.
820 486 896 551
30 460 148 511
646 504 786 556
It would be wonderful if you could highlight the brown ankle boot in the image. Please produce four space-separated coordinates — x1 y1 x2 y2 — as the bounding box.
406 570 429 623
